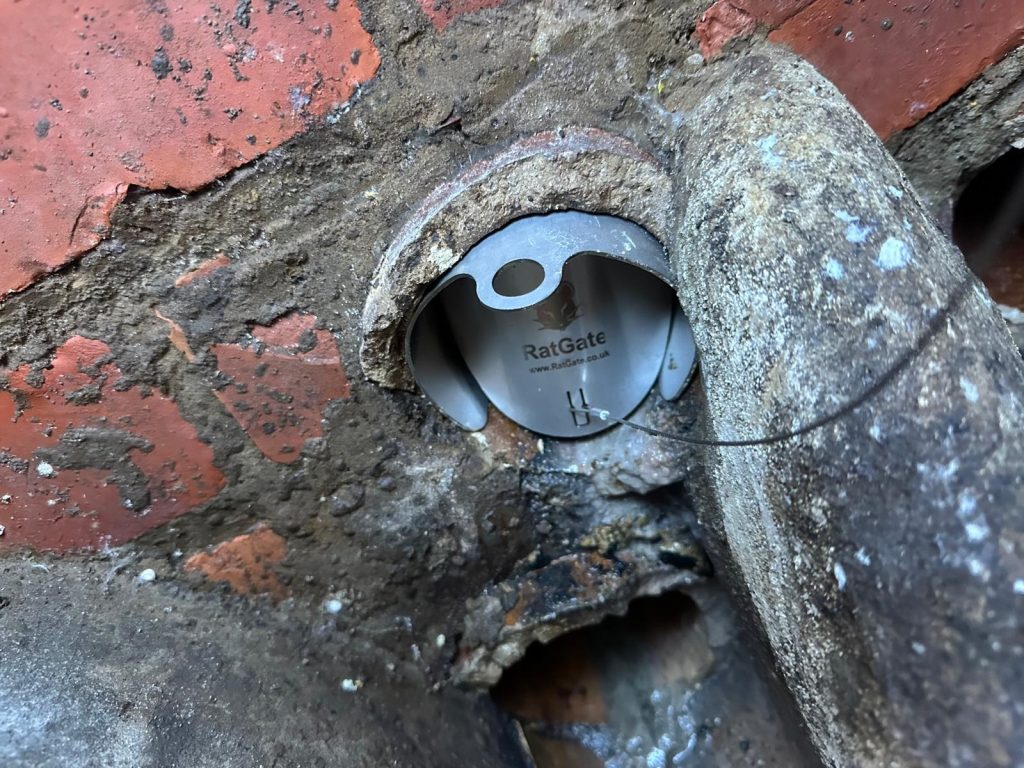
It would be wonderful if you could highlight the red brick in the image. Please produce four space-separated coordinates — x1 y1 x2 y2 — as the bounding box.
0 1 379 299
184 523 288 600
770 0 1024 138
0 337 224 552
174 253 232 288
736 0 813 27
154 309 196 363
696 0 812 58
696 1 757 58
212 313 349 464
417 0 507 31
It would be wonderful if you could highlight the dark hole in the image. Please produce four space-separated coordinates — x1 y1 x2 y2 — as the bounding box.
493 258 545 297
490 590 818 767
491 592 712 767
953 148 1024 310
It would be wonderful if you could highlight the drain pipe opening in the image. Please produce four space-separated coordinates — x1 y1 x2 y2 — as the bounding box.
953 148 1024 345
490 590 811 767
406 210 697 438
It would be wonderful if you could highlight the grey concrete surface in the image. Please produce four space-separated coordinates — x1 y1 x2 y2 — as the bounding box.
0 556 528 768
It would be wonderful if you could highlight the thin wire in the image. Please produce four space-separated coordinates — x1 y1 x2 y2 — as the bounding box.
572 161 1024 448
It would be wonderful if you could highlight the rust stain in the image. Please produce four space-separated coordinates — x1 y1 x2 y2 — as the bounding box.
480 408 539 466
504 584 535 628
770 0 1024 138
501 553 618 630
0 0 379 298
0 336 224 552
417 0 508 31
184 523 288 600
572 553 613 602
212 312 349 463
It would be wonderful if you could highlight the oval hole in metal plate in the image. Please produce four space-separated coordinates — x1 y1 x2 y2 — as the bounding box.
492 258 546 298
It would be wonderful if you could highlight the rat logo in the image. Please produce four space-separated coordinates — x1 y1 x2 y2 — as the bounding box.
533 280 583 331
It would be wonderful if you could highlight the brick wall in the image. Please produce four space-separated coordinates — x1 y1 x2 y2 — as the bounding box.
0 0 1021 571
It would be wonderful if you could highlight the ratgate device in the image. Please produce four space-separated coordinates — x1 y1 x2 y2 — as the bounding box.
406 211 697 438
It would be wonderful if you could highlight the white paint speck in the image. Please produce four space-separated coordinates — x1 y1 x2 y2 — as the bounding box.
36 461 55 478
855 547 872 566
137 568 156 584
646 747 667 768
289 85 311 113
833 562 847 590
834 211 872 243
835 210 876 243
756 134 783 168
912 641 926 655
964 522 989 543
918 457 959 482
886 185 904 199
323 598 343 615
1013 579 1024 595
958 492 978 520
956 492 991 543
340 678 363 693
877 237 912 270
959 377 979 403
941 458 961 480
0 494 11 504
824 259 845 279
435 633 446 648
0 524 5 537
968 558 986 577
845 221 872 244
868 423 883 442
